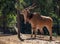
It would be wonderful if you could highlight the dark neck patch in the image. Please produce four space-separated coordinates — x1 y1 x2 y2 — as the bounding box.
27 13 33 19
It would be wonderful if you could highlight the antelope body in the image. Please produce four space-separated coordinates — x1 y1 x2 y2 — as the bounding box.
21 4 53 40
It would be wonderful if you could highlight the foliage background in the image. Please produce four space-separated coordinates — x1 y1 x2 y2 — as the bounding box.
0 0 60 35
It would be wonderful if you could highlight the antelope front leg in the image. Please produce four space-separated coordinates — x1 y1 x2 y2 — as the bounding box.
31 27 36 38
39 28 44 38
34 29 37 38
31 29 33 38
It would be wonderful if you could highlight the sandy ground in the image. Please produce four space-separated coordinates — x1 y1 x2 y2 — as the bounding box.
0 34 60 44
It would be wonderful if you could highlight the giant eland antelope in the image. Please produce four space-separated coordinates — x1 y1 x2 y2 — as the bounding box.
20 4 53 40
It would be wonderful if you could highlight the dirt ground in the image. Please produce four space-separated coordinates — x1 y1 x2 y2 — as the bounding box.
0 34 60 44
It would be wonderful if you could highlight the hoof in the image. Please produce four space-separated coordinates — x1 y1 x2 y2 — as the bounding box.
18 37 24 41
20 39 24 41
19 38 24 41
31 35 33 38
50 37 52 41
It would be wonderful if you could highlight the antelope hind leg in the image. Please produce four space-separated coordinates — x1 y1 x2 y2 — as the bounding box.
47 27 52 40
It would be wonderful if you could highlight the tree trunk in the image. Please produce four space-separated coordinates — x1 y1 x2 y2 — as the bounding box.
2 14 7 34
16 9 24 41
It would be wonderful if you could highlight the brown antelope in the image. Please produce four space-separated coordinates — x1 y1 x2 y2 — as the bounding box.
20 4 53 40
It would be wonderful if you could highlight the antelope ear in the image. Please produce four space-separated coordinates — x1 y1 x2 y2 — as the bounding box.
26 9 30 13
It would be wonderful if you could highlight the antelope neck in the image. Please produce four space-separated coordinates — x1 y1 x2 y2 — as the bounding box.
27 13 33 20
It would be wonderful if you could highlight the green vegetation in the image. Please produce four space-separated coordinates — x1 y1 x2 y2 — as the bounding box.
0 0 60 35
